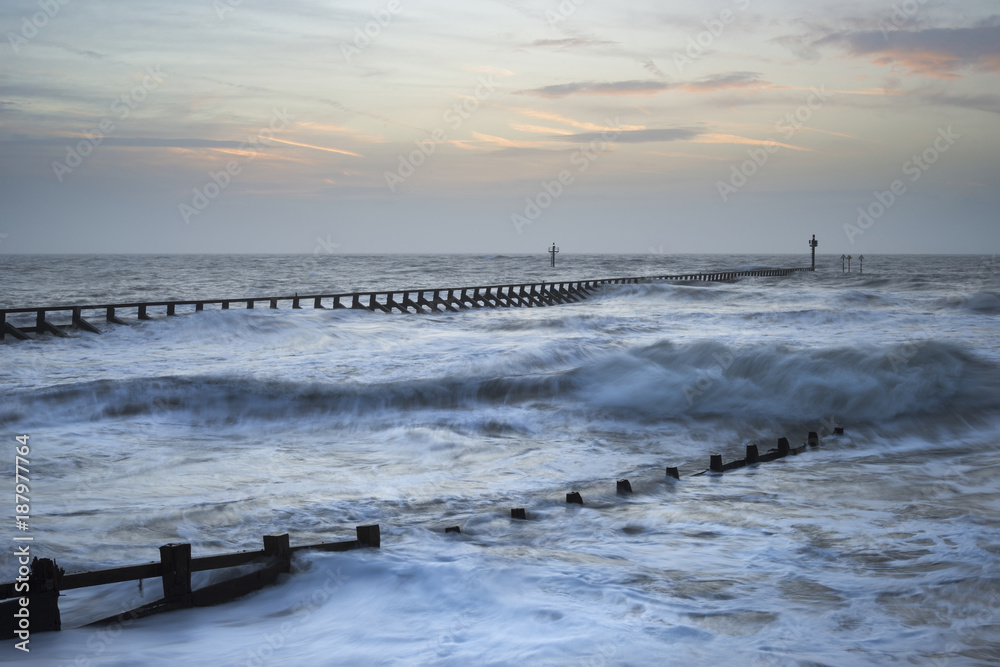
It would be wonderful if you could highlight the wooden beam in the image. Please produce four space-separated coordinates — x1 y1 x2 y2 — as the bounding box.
192 559 281 608
0 312 30 341
59 562 161 591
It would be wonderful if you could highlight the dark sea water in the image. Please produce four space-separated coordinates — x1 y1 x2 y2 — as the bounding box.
1 253 999 666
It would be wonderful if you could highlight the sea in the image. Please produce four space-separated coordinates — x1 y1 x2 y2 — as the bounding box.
1 253 998 666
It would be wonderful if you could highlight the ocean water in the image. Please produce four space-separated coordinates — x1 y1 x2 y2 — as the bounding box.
1 253 999 666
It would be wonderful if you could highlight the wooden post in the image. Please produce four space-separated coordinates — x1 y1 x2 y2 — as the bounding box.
292 297 301 309
270 299 278 309
30 558 62 633
159 543 192 604
666 466 680 480
263 534 291 574
777 437 790 456
616 479 633 496
356 525 380 548
566 491 583 505
445 526 461 534
196 302 204 312
138 305 151 320
72 307 101 333
246 300 254 309
746 444 759 464
222 301 230 310
511 508 526 520
166 304 176 316
314 296 324 309
36 310 68 337
808 431 819 447
710 454 724 472
834 427 844 435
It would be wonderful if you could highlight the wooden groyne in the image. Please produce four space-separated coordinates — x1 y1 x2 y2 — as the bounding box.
1 424 842 640
0 525 380 640
0 267 812 341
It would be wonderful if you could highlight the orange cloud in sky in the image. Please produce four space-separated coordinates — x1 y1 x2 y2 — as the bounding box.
266 137 363 157
693 133 813 152
510 123 575 135
510 108 644 132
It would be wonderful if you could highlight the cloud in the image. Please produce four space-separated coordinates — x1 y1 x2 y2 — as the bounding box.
510 108 644 132
641 59 666 78
3 137 252 148
517 80 672 97
555 128 701 143
516 72 776 97
692 133 812 151
528 37 617 49
675 71 774 92
817 24 1000 78
913 90 1000 115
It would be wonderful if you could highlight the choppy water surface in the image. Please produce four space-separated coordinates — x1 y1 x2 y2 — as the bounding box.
1 253 998 666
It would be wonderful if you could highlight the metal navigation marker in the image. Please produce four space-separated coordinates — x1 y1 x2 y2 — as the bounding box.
809 235 818 270
847 254 853 272
549 242 559 267
841 254 846 273
858 254 865 274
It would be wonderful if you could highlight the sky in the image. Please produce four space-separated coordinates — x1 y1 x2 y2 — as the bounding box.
1 0 998 255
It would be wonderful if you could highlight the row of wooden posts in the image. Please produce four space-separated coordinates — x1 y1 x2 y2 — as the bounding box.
1 428 842 637
0 267 811 341
445 428 844 532
0 525 380 640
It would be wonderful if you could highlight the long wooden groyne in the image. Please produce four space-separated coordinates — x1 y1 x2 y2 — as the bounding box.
2 422 841 641
0 267 812 341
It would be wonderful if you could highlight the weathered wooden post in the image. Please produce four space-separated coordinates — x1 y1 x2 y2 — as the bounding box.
159 543 192 605
36 310 68 337
834 427 844 435
356 525 380 548
566 491 583 505
445 526 461 534
31 558 62 633
263 534 291 574
777 437 790 456
511 508 527 520
808 431 819 446
666 466 680 480
72 307 101 333
746 444 759 464
616 479 633 496
166 304 176 316
710 454 724 472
